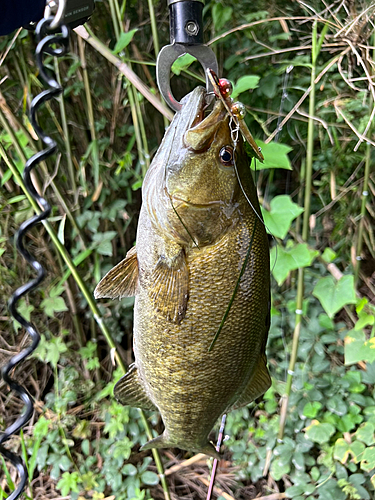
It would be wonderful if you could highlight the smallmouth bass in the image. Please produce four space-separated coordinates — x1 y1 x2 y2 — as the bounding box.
95 86 270 458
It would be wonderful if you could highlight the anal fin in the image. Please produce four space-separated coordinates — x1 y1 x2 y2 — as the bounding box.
231 355 271 410
149 250 189 324
114 364 156 411
94 246 138 299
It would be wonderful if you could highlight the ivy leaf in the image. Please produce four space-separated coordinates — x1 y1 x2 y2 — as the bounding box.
333 438 365 464
304 420 335 444
253 141 293 170
313 275 356 318
41 295 68 318
302 401 322 419
345 330 375 365
270 243 319 286
354 422 375 446
113 29 137 54
12 300 34 331
91 231 117 256
56 471 81 496
361 446 375 472
261 195 304 239
231 75 260 99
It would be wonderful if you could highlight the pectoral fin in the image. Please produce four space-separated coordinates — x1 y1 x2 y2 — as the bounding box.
149 250 189 324
231 355 271 410
114 364 157 411
94 246 138 299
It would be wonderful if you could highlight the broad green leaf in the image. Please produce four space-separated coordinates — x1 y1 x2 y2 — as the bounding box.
171 53 196 75
141 471 160 486
313 275 356 319
252 141 293 170
212 3 233 31
361 447 375 472
261 195 304 239
355 422 375 446
270 243 319 286
303 401 322 419
270 456 290 480
113 29 137 53
41 295 68 318
333 438 365 464
305 420 335 444
322 247 337 263
12 300 34 331
92 231 117 256
231 75 260 99
56 471 81 496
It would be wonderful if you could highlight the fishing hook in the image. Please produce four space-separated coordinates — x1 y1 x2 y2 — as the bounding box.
1 14 69 500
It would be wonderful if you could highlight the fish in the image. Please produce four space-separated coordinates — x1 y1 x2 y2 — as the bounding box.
94 85 271 458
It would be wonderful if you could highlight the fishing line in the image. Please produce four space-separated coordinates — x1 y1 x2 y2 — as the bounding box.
229 117 278 273
168 194 200 248
209 219 258 352
1 18 69 500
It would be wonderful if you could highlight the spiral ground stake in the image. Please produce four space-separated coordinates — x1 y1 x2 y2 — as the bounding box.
1 18 69 500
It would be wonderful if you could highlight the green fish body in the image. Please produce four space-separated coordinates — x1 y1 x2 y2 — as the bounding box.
95 86 270 457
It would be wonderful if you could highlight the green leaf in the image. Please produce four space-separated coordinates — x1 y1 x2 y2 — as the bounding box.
141 471 160 486
41 295 68 317
313 275 356 319
303 401 322 419
56 471 81 496
322 247 337 263
270 456 291 480
91 231 117 256
333 438 365 464
361 446 375 472
231 75 260 99
345 330 375 365
12 300 34 331
253 141 293 170
305 421 335 444
261 195 304 239
271 243 318 286
286 485 306 498
354 422 375 446
211 3 233 31
113 29 137 53
171 53 197 75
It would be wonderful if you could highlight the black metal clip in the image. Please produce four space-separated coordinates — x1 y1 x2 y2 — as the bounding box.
156 0 218 111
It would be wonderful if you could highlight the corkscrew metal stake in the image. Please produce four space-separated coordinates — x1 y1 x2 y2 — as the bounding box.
1 9 69 500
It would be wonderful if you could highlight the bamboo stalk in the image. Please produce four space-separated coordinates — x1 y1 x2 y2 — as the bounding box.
277 21 328 442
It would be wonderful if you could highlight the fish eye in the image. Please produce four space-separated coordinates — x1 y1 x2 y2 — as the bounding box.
219 146 234 166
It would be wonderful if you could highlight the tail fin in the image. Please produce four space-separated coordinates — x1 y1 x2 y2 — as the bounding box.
141 433 221 459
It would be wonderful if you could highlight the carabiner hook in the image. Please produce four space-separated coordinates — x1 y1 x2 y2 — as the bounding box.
156 0 218 112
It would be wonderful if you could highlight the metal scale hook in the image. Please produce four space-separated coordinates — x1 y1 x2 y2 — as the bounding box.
156 0 218 111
